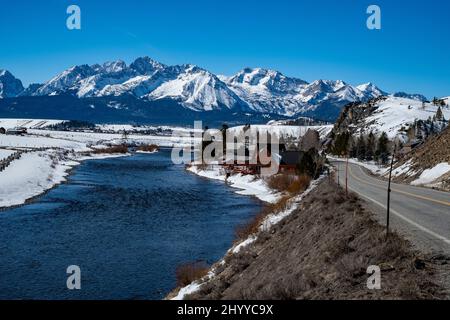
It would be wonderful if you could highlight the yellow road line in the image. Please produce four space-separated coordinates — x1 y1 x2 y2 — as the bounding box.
348 165 450 207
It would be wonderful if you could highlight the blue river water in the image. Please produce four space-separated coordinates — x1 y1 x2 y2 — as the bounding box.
0 150 261 300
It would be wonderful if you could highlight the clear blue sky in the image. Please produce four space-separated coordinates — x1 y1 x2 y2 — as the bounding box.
1 0 449 98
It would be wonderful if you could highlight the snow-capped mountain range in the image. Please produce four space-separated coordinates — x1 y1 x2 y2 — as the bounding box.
0 57 433 120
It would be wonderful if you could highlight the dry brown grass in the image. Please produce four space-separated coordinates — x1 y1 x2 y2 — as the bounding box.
287 175 311 194
267 173 296 192
175 262 210 287
91 145 128 154
267 173 311 194
137 144 159 152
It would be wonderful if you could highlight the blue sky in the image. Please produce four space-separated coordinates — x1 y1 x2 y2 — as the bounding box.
1 0 449 98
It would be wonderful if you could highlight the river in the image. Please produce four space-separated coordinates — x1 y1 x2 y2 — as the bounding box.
0 149 261 299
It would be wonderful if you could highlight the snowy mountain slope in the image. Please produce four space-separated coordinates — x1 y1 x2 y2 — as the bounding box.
225 69 386 117
148 65 248 111
0 70 24 98
332 96 450 141
362 97 449 139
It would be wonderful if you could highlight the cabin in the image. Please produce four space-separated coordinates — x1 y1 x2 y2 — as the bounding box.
6 127 28 135
219 129 323 175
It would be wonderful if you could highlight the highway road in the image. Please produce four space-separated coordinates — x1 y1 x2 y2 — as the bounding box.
331 160 450 254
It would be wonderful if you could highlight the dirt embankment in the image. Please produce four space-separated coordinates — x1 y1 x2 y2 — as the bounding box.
185 180 448 300
394 126 450 190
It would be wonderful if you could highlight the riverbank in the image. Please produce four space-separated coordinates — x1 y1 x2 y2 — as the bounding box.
186 164 281 204
171 178 447 300
0 149 131 209
168 165 323 300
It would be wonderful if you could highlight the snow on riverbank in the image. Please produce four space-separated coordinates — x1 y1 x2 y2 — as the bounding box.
187 165 281 203
0 150 130 209
0 151 74 208
0 149 15 161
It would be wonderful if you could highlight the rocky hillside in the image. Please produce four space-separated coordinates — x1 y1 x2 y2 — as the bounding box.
331 96 450 142
392 125 450 190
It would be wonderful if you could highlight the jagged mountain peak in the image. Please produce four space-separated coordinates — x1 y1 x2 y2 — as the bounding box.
392 92 428 102
0 69 25 98
100 60 127 73
130 56 166 75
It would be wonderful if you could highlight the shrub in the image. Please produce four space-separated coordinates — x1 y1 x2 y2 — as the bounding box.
267 174 296 192
91 144 128 154
137 144 159 152
267 173 311 194
175 261 209 287
286 175 311 194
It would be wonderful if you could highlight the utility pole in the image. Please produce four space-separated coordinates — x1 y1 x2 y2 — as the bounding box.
337 163 340 186
345 155 349 196
386 144 397 239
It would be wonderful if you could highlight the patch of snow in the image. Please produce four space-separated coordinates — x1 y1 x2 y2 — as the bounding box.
231 236 257 254
411 163 450 186
171 282 202 301
187 165 281 203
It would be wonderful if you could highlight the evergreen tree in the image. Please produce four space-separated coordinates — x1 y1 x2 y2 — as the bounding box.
376 132 389 165
356 134 366 160
436 106 444 121
366 132 376 161
331 131 350 156
348 136 357 158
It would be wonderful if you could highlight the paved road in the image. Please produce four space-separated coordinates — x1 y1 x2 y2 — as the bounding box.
331 160 450 254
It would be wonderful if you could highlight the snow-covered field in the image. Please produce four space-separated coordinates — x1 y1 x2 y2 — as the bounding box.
29 129 197 148
0 119 64 129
